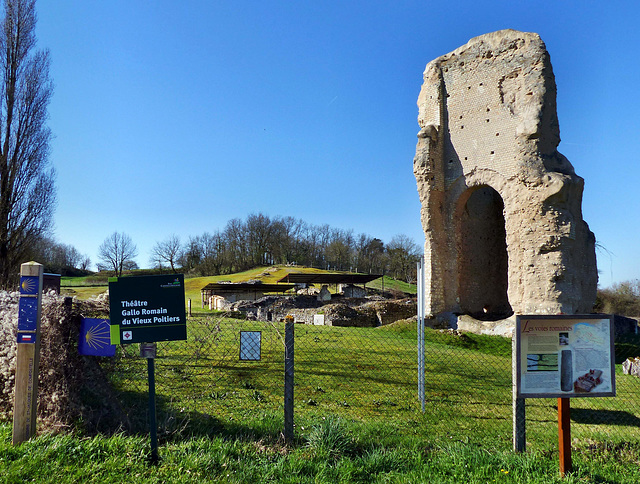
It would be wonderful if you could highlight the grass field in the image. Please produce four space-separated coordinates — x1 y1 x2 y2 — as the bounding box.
100 315 640 449
2 312 640 481
11 272 640 481
2 419 640 483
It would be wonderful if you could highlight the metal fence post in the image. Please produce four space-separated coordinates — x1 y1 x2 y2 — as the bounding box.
142 343 159 464
512 333 526 451
284 317 295 443
417 257 425 412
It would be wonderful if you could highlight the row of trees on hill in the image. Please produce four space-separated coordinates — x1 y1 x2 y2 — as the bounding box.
147 213 422 283
595 280 640 317
30 237 91 276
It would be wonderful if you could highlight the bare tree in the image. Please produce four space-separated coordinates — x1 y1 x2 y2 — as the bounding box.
325 228 354 271
354 235 384 274
150 234 182 273
28 237 89 274
179 235 202 272
224 218 249 272
200 231 226 275
79 255 91 271
386 234 421 283
98 232 138 277
246 212 275 266
0 0 55 287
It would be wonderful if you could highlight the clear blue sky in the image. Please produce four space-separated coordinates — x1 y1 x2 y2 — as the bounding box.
34 1 639 288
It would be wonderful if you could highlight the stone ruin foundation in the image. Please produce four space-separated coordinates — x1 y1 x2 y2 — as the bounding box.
413 30 597 333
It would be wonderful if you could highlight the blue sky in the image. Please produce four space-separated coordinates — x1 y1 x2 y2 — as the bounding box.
33 1 639 288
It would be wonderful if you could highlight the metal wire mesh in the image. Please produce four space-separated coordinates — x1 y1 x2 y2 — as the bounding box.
105 310 640 446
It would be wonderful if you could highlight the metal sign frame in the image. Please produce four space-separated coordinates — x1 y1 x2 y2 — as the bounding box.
515 314 616 399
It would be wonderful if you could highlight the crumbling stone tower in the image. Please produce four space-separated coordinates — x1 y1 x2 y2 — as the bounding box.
413 30 597 320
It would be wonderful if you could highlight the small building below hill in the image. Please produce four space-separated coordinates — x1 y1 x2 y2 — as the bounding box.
200 282 296 309
200 273 382 311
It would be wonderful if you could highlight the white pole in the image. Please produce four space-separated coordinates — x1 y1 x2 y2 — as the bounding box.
417 256 425 412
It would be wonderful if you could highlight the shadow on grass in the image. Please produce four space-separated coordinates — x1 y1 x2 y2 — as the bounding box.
614 336 640 364
90 388 288 445
570 408 640 427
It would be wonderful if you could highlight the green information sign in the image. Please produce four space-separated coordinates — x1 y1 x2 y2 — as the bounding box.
109 274 187 344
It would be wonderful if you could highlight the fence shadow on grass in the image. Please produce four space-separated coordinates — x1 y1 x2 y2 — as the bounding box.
94 388 286 444
570 408 640 427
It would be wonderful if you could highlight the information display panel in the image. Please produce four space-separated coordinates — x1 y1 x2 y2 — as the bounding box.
109 274 187 345
516 315 615 398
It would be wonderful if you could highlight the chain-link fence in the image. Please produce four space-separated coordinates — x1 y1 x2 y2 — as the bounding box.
4 290 637 448
106 312 420 436
103 309 640 448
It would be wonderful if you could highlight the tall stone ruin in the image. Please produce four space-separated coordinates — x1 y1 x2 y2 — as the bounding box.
413 30 597 323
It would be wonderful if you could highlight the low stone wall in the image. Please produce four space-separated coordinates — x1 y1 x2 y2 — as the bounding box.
451 314 638 338
252 298 417 328
362 300 418 326
323 304 377 327
455 314 516 338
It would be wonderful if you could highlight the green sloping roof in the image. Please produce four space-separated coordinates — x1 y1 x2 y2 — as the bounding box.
276 273 382 285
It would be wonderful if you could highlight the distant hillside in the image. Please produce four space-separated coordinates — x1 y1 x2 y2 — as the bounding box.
62 265 416 301
184 266 416 303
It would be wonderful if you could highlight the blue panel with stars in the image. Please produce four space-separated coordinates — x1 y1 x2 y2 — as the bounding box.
18 297 38 331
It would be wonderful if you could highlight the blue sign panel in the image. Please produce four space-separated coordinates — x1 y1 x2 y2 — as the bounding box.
78 318 116 357
18 297 38 331
19 276 39 295
17 333 36 344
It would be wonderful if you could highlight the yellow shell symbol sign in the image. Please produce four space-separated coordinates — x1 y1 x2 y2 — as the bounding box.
20 277 37 294
85 320 111 349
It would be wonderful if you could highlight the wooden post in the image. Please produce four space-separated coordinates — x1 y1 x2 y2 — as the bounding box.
188 298 192 317
13 262 44 445
558 397 572 476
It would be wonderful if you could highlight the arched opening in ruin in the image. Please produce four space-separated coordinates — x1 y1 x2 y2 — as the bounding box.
455 185 512 320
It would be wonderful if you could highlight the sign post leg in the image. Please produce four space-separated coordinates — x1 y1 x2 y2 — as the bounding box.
147 354 159 464
284 317 294 444
512 333 526 451
558 397 572 476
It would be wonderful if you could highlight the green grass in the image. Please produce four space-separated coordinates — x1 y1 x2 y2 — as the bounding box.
1 419 640 483
3 312 640 482
61 274 109 286
97 316 640 450
9 274 640 482
367 275 417 295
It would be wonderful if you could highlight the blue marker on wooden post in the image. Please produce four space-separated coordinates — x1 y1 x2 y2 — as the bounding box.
13 262 44 445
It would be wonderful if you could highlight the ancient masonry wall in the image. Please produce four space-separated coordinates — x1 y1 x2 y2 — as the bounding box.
414 30 597 319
